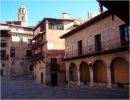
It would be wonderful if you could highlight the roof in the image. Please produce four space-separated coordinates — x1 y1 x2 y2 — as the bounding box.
97 0 129 24
6 21 22 22
0 23 33 29
33 17 75 31
60 10 112 39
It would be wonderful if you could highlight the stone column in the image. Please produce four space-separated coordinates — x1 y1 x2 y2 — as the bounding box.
8 60 11 80
65 63 69 85
107 66 112 88
77 66 80 85
90 67 93 87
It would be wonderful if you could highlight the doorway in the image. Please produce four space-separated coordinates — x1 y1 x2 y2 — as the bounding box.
51 73 57 86
0 69 3 76
41 72 44 84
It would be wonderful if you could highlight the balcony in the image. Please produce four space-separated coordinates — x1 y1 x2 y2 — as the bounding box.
31 52 45 61
32 32 45 40
31 39 47 50
64 37 129 60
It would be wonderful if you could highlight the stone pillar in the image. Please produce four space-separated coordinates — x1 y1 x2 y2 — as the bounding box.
90 67 93 87
65 63 69 85
77 66 80 85
107 66 112 88
8 60 11 80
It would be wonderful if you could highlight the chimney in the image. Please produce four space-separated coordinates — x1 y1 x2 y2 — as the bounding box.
99 3 103 13
88 12 92 19
62 13 70 19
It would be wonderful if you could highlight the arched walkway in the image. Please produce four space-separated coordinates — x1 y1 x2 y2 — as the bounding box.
80 62 90 85
93 60 107 83
69 63 78 81
111 57 129 85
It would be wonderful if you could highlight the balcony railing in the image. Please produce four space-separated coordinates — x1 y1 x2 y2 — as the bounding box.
31 52 45 61
65 37 129 59
31 39 47 50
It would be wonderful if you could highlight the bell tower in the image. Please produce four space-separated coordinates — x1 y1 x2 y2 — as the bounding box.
18 3 28 26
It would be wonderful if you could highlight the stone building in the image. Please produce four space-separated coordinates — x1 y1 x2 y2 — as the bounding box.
0 4 33 78
31 15 84 86
0 29 11 77
60 10 129 88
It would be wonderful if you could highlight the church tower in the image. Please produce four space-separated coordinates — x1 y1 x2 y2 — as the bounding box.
18 3 28 26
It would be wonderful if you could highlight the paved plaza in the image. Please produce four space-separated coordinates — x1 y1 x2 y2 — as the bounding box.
1 78 129 99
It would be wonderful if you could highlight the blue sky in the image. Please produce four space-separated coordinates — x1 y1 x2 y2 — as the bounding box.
0 0 101 26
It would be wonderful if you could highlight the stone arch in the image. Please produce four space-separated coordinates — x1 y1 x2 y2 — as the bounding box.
79 62 90 84
69 63 78 81
93 60 107 83
110 57 129 85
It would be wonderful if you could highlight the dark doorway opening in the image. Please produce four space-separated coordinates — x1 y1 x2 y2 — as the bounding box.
29 65 33 71
0 69 3 76
41 72 43 84
50 58 58 86
51 73 57 86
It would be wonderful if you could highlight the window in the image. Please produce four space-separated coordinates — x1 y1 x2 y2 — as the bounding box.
0 39 7 47
27 39 32 44
19 38 23 43
78 40 82 55
95 34 102 52
0 50 6 58
48 21 64 30
26 50 32 57
10 49 15 57
2 63 5 67
51 58 58 71
29 65 33 71
21 16 24 20
120 24 129 46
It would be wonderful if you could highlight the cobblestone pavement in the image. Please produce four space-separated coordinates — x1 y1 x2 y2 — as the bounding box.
1 78 129 99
